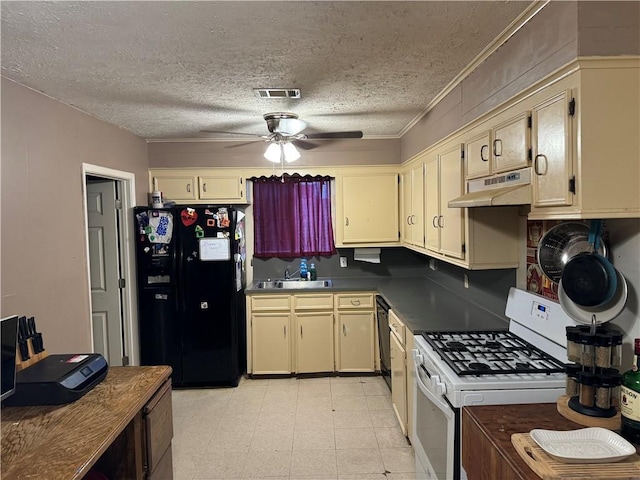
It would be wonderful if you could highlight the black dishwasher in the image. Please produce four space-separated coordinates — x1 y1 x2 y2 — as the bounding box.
376 295 391 391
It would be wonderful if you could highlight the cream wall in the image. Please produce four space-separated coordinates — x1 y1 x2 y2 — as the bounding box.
1 77 149 354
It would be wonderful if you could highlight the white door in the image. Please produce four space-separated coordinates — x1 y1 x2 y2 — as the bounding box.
87 180 124 365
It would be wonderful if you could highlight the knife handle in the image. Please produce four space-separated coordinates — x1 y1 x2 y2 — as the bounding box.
18 340 30 361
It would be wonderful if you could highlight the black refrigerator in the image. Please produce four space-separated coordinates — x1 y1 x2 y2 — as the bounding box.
134 205 246 387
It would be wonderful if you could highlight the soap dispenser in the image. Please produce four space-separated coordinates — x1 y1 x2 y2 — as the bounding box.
300 258 308 280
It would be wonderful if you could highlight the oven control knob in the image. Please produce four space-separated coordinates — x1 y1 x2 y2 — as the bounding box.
430 375 440 387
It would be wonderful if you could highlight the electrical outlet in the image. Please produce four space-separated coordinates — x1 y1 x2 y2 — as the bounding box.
340 257 348 268
464 274 469 289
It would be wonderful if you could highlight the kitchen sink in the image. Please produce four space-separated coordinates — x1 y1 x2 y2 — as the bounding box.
256 279 333 289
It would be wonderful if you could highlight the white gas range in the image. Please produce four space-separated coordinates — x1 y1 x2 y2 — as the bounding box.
411 288 578 480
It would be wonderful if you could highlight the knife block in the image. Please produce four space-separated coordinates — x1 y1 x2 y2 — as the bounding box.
16 338 48 372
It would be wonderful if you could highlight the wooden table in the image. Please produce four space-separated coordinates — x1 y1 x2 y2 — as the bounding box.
462 403 591 480
1 365 172 480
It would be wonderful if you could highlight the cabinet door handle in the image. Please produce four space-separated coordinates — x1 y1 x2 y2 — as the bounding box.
343 324 347 336
432 216 439 228
411 215 416 225
493 139 502 157
186 184 191 193
407 215 412 225
300 326 303 338
481 145 489 162
438 216 444 228
284 326 287 337
534 154 548 175
345 217 350 227
351 299 361 306
202 183 207 192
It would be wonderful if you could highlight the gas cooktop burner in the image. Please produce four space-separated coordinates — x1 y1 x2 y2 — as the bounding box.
421 330 565 376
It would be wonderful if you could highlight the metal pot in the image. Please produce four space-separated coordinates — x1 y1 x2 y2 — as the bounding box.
561 252 618 307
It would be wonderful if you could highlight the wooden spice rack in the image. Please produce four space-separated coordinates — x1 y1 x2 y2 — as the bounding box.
16 337 48 372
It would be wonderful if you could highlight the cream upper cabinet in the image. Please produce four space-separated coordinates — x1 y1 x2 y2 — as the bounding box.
401 163 425 248
425 143 465 259
337 171 399 245
491 111 531 174
152 174 197 201
250 313 292 375
150 169 247 204
335 293 376 373
295 312 334 374
465 131 491 179
532 91 573 208
198 175 244 201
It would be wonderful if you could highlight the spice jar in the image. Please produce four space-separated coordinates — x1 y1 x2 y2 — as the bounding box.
578 331 597 367
578 371 596 407
566 326 581 363
611 331 623 367
595 333 613 368
565 363 581 397
596 374 612 409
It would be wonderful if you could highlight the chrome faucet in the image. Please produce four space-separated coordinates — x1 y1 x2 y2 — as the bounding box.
284 267 299 279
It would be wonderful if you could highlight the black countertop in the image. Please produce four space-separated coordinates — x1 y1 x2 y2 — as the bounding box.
246 276 509 334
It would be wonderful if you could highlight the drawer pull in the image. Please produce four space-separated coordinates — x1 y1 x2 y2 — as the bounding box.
202 183 207 192
186 184 191 193
351 300 361 306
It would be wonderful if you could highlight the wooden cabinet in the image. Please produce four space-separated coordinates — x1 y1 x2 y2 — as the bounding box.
401 163 425 247
296 312 334 373
337 171 399 245
251 313 292 375
531 91 573 208
143 379 173 479
491 112 531 174
248 292 378 376
293 293 334 374
335 293 376 373
465 112 530 180
425 143 465 259
152 174 197 201
150 169 246 203
389 310 407 435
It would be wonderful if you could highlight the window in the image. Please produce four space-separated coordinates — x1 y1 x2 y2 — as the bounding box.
251 174 336 258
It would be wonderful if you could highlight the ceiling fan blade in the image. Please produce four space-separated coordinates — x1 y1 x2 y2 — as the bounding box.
274 118 307 135
225 140 263 149
304 131 363 140
292 139 319 151
200 129 261 137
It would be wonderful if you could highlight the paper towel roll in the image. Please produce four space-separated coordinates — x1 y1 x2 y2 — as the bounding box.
353 248 381 264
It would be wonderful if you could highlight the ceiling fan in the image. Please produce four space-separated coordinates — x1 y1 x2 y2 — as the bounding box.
201 112 363 162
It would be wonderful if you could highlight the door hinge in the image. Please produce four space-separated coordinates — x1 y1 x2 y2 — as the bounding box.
398 231 401 240
122 355 129 366
527 115 532 128
462 243 466 254
398 175 401 184
115 199 123 209
528 148 532 161
118 278 126 289
461 150 465 160
569 176 576 194
569 98 576 116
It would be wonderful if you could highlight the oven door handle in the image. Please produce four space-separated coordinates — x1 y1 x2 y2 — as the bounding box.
414 358 454 419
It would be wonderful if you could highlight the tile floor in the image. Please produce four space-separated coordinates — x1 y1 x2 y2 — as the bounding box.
171 375 420 479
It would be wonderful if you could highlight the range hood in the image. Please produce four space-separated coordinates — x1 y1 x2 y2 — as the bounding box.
448 167 532 208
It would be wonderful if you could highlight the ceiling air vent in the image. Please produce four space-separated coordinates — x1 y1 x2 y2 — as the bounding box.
253 88 301 99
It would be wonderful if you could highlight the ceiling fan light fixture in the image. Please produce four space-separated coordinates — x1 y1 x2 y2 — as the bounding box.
282 143 301 163
264 143 282 163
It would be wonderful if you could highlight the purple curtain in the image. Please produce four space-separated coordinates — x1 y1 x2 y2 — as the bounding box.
251 174 337 258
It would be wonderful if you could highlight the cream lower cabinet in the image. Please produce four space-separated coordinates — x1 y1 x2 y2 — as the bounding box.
251 313 292 375
335 293 376 372
389 310 407 435
293 293 334 374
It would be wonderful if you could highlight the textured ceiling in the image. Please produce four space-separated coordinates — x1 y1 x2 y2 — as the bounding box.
1 1 532 140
